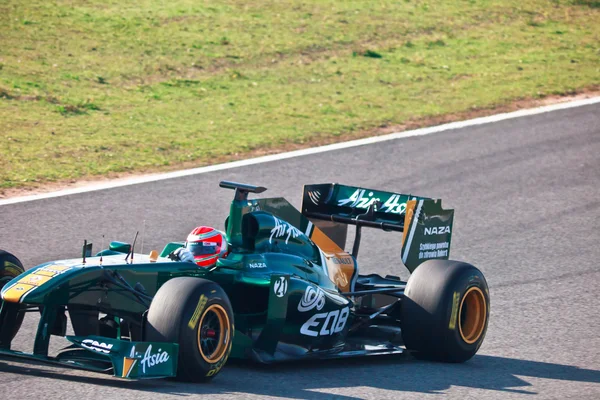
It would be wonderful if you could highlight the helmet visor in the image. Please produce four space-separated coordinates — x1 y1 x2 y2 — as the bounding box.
187 241 218 256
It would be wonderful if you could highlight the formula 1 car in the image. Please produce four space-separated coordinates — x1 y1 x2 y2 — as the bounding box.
0 181 489 382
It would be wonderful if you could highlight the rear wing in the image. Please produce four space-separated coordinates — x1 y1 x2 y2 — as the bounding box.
301 184 454 272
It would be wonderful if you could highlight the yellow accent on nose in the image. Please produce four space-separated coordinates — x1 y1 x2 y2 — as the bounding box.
35 270 57 277
20 274 53 286
46 265 70 271
2 283 35 303
34 265 71 277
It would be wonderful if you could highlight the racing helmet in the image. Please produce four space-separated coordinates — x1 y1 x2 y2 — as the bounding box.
184 226 228 267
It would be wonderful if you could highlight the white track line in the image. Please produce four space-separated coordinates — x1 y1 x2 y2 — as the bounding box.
2 96 599 206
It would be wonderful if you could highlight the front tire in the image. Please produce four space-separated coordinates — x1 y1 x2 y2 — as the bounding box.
0 250 26 341
145 277 234 382
401 260 490 362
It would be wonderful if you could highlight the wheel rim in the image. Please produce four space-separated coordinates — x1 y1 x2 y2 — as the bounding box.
197 304 230 363
458 287 487 344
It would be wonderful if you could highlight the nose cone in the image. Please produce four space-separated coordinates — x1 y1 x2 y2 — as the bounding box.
1 264 75 303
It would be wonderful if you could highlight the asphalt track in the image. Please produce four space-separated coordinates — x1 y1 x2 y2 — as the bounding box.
1 102 599 399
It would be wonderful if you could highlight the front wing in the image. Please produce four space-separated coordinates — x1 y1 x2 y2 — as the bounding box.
0 336 178 379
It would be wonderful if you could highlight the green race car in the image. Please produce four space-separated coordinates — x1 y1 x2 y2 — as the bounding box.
0 181 490 382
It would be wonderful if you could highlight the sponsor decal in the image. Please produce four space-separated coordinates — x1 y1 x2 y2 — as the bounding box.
418 242 449 260
18 273 52 287
188 295 208 329
330 256 352 265
248 202 261 212
322 252 356 292
338 189 411 215
35 264 73 277
130 345 170 374
269 216 303 245
42 265 72 273
206 344 232 377
424 226 451 235
381 194 410 214
81 339 114 354
307 190 322 206
206 361 224 377
338 189 379 209
298 286 326 312
273 276 288 298
247 262 267 269
122 357 137 378
324 252 356 291
300 306 350 337
333 270 349 289
449 291 461 330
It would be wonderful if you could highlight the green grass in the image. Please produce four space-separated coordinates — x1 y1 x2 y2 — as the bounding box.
1 0 599 190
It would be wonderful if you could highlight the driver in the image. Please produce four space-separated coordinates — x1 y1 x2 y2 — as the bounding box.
170 226 229 267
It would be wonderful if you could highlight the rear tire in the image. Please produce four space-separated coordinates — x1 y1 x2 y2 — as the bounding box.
0 250 26 341
145 277 234 382
401 260 490 363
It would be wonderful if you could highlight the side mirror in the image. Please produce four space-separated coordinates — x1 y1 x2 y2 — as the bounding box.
109 241 132 254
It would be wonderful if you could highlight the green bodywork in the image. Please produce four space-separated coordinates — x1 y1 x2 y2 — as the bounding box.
0 181 455 378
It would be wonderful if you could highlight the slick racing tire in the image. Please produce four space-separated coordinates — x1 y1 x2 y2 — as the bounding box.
145 277 234 382
0 250 26 341
401 260 489 363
